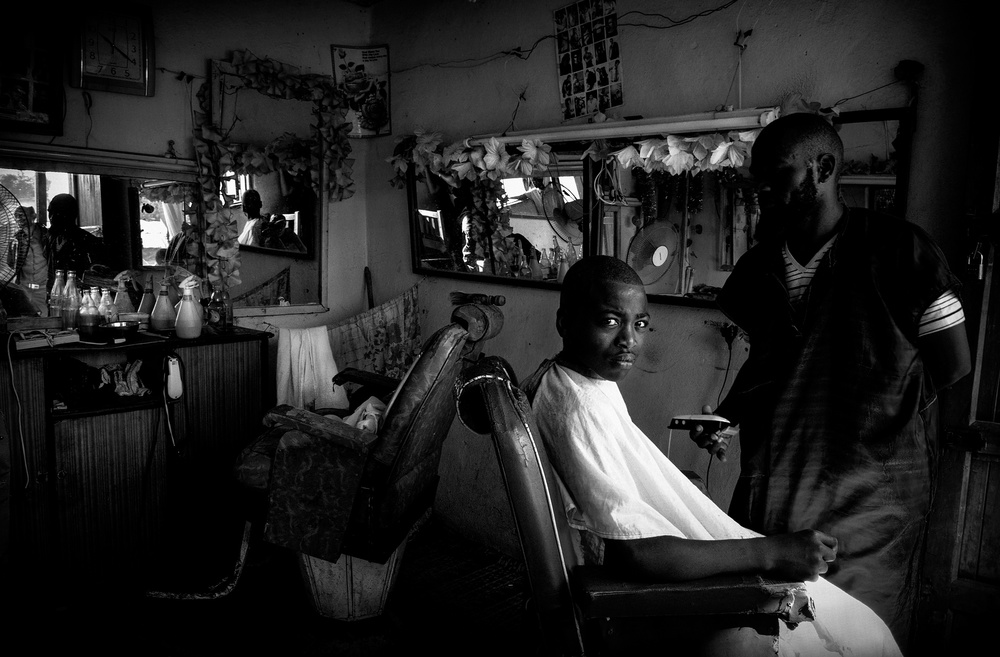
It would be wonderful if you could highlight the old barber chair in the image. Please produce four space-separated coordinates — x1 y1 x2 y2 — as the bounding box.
454 356 815 656
149 298 504 621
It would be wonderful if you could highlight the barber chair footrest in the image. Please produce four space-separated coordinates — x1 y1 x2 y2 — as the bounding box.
297 537 408 621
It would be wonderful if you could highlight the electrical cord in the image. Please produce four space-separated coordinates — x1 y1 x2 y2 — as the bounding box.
5 331 30 488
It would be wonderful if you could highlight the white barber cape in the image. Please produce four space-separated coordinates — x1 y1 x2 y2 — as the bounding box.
532 362 902 657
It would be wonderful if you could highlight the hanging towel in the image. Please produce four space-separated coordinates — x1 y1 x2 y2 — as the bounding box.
276 326 350 410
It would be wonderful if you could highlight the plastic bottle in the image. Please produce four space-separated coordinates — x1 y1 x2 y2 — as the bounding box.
539 249 551 280
527 248 542 279
99 288 117 325
97 288 109 318
556 251 570 283
48 270 65 319
207 283 225 330
174 285 203 339
115 277 136 314
150 280 176 332
77 293 100 339
219 281 233 330
62 271 79 329
137 275 155 315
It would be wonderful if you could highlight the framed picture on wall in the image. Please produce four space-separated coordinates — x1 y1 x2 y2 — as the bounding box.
332 44 391 138
554 0 622 121
0 31 64 136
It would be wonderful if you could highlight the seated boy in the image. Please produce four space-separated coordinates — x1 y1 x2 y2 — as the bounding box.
522 255 901 656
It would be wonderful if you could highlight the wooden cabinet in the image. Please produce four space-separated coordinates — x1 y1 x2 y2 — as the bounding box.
0 327 270 596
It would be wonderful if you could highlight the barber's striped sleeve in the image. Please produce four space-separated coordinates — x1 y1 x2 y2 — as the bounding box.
918 290 965 337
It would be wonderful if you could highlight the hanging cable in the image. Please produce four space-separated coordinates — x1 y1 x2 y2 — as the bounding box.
5 332 30 488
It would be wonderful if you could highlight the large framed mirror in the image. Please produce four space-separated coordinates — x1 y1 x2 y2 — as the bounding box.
404 108 913 305
0 141 201 318
408 153 586 285
207 57 328 309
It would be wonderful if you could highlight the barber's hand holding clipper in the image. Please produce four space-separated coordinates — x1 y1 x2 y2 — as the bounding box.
689 404 732 462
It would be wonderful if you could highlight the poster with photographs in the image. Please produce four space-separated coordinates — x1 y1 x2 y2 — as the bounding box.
554 0 622 121
332 44 391 138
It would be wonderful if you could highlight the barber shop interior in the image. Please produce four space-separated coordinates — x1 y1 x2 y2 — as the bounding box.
0 1 994 655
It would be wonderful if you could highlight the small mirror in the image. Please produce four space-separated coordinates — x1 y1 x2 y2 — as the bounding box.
409 157 585 283
226 169 313 256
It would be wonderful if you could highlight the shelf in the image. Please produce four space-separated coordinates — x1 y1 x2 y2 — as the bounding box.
841 174 896 186
50 392 177 419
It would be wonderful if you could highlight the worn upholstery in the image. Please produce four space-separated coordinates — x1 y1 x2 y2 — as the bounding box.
233 302 503 566
454 356 814 656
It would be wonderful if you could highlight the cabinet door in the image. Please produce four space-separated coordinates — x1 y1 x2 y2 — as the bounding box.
52 408 168 587
154 339 268 579
2 356 55 563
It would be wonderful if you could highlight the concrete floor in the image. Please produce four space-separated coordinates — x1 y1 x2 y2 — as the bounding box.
4 516 537 657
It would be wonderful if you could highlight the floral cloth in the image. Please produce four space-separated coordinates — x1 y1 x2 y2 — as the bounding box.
328 284 421 378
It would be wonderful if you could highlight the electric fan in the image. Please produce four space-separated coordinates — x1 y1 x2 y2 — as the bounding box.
625 219 678 285
0 183 23 289
548 198 584 249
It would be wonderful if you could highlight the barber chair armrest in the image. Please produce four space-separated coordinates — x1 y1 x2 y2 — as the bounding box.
264 404 380 452
332 368 402 406
571 565 815 624
333 367 401 392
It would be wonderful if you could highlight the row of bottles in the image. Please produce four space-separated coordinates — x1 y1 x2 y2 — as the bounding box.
49 270 136 328
47 270 233 340
533 238 578 282
48 270 122 337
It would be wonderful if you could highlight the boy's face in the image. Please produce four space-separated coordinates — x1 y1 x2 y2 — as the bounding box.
558 280 649 382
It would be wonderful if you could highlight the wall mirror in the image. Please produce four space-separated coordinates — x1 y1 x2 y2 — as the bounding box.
0 143 200 317
408 150 588 287
225 167 313 257
407 108 914 305
207 56 335 309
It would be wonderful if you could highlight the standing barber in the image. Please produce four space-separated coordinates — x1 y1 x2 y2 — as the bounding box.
689 112 971 653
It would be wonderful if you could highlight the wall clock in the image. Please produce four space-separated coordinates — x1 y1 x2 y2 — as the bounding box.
69 5 155 97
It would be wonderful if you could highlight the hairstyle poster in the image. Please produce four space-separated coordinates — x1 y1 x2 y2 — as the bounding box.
554 0 622 121
332 45 391 138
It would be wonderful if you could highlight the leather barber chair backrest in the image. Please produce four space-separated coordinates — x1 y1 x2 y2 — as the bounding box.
455 356 586 656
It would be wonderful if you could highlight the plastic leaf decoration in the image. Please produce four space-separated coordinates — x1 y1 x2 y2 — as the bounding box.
482 138 510 178
613 145 643 169
518 139 552 169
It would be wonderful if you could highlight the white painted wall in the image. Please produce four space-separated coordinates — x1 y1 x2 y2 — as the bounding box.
368 0 979 555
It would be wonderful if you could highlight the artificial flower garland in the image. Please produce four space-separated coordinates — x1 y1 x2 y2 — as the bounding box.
388 125 762 275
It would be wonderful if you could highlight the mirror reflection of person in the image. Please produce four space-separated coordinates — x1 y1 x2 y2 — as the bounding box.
46 193 106 288
238 189 265 246
6 205 48 314
261 214 307 252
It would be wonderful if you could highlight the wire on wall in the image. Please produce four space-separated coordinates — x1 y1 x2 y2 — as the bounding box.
4 332 30 488
391 0 741 76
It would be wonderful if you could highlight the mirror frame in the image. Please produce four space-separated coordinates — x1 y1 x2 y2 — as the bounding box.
198 51 355 311
403 108 915 308
407 149 590 289
0 138 203 276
